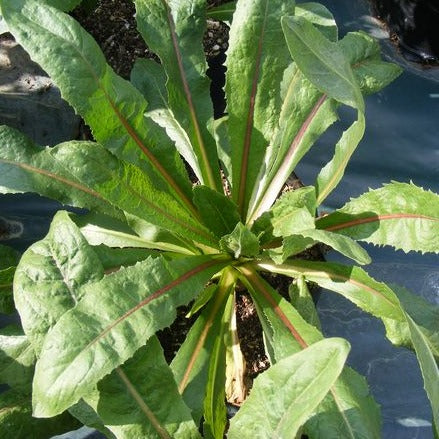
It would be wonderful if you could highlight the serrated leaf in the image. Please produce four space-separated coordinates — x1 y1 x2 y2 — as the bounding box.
226 0 296 216
0 326 35 392
193 186 241 238
86 337 201 439
134 0 221 191
228 338 350 438
406 313 439 434
0 390 80 439
14 211 105 353
283 228 371 265
219 223 259 259
48 141 217 248
1 0 195 210
316 182 439 254
0 126 122 220
32 254 229 417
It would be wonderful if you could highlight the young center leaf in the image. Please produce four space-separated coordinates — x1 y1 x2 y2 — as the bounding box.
227 338 350 438
316 182 439 254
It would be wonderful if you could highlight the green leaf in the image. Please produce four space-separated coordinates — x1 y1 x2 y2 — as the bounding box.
0 243 20 269
281 15 364 110
0 326 35 392
289 275 321 329
295 2 337 41
14 211 105 353
283 229 371 265
0 126 122 220
405 313 439 433
40 0 82 11
193 186 241 238
48 141 217 248
339 31 403 95
134 0 222 191
206 1 236 22
186 284 217 318
1 0 195 211
228 338 350 438
171 277 234 423
219 223 260 259
242 266 382 438
203 294 233 439
226 0 296 216
32 254 229 417
0 390 80 439
0 266 15 314
316 182 439 254
86 337 201 439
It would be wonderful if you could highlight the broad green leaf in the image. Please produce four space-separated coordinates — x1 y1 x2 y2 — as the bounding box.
289 275 321 329
226 0 296 216
14 211 105 353
0 126 122 220
295 2 337 41
228 338 350 438
219 223 260 259
339 31 402 95
316 182 439 254
259 260 407 338
193 185 241 238
0 243 19 269
281 15 364 110
203 294 233 439
206 1 236 21
86 337 201 439
0 390 80 439
171 278 234 423
0 326 35 392
1 0 195 210
242 265 381 438
48 141 217 248
282 229 371 265
134 0 222 191
32 254 229 417
405 313 439 433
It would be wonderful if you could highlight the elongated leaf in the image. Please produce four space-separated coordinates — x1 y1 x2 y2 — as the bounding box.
242 265 382 438
316 182 439 254
42 0 82 11
0 326 35 392
32 254 229 417
134 0 221 191
228 338 350 438
203 294 233 439
2 0 195 210
405 314 439 433
193 186 240 238
289 275 321 329
0 390 81 439
14 211 105 353
171 271 235 422
86 337 201 439
0 126 122 219
48 141 217 248
219 223 260 259
283 229 371 265
226 0 296 215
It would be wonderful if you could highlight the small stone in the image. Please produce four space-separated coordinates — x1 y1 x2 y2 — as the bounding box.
212 44 220 52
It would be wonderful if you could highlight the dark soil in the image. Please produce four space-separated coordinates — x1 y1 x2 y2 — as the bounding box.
72 0 324 395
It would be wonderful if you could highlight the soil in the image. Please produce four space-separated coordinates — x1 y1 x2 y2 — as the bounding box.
72 0 324 400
